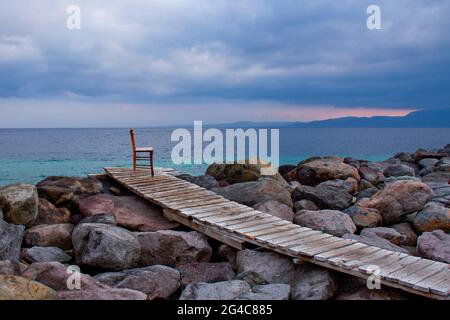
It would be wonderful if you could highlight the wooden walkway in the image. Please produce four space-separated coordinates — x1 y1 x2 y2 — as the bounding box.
104 167 450 300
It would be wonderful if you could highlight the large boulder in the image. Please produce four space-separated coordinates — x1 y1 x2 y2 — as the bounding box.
176 174 219 190
94 265 180 299
137 230 212 267
368 180 434 225
343 233 408 253
0 261 22 276
422 171 450 184
292 182 353 210
0 184 38 226
360 227 405 245
358 166 382 186
383 164 415 178
36 176 103 212
0 220 25 261
294 210 356 237
391 222 418 246
253 200 294 222
79 194 178 232
24 224 74 250
179 280 290 300
236 249 337 300
212 178 293 208
344 205 382 229
34 198 71 225
72 223 141 271
416 230 450 263
21 247 71 264
178 262 235 288
0 275 57 300
57 288 147 300
413 202 450 233
294 199 319 212
289 158 360 186
206 162 283 184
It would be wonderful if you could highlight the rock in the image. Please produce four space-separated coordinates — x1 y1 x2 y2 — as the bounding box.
383 164 415 178
294 210 356 237
79 194 178 232
394 152 414 163
109 185 131 196
24 224 74 250
57 288 147 300
236 249 337 300
36 176 103 212
358 166 381 186
343 233 408 253
383 175 421 184
294 199 319 212
95 265 180 299
0 184 38 226
426 182 450 206
212 178 293 208
290 264 338 300
360 227 404 245
137 230 212 267
0 275 57 300
391 223 418 246
253 200 294 222
413 202 450 233
359 179 376 191
419 158 439 170
178 262 235 287
0 261 21 275
292 183 353 210
344 205 382 228
416 230 450 263
289 158 360 186
215 244 238 270
22 261 106 291
180 280 290 300
335 278 407 300
72 223 141 271
79 213 116 225
0 220 25 261
422 171 450 184
239 283 291 300
34 198 71 225
206 162 284 185
414 151 448 162
368 180 434 225
278 165 296 177
176 174 219 190
21 247 71 264
357 186 380 200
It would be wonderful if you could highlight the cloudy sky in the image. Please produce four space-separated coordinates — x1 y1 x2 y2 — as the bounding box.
0 0 449 127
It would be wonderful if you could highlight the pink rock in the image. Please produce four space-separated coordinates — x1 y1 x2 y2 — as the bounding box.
24 223 74 250
79 194 178 232
416 230 450 263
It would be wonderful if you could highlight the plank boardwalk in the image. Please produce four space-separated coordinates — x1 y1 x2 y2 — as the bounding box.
104 167 450 300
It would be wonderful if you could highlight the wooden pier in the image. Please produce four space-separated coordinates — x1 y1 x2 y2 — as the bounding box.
104 167 450 300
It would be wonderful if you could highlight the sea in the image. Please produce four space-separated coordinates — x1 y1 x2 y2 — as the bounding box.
0 127 449 185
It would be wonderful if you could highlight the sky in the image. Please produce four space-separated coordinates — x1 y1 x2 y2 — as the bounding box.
0 0 449 127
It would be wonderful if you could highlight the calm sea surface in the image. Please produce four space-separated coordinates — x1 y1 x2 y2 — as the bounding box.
0 127 449 185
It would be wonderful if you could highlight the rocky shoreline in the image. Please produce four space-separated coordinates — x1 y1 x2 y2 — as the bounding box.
0 144 449 300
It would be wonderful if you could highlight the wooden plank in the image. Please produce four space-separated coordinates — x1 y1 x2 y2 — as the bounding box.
314 242 367 262
162 195 224 207
328 246 382 267
153 188 210 200
231 219 287 234
139 182 196 193
413 269 450 292
289 236 341 255
342 249 395 270
377 255 422 278
358 251 409 274
384 258 437 282
147 186 203 199
180 203 243 216
169 198 226 210
214 212 270 227
430 277 450 296
398 262 448 287
264 229 319 245
280 233 332 249
246 223 298 238
223 216 278 231
202 211 257 224
193 206 254 220
256 227 310 242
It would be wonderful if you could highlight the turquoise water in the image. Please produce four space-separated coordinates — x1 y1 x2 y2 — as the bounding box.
1 127 449 185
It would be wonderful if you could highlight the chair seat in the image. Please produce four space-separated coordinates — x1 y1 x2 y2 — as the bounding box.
135 147 153 152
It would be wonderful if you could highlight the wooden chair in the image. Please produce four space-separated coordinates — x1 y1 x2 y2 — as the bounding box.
130 129 154 176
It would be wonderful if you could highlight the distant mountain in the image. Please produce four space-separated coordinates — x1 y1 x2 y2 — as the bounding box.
290 108 450 128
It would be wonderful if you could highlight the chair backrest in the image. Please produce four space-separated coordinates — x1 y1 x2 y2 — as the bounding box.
130 129 136 151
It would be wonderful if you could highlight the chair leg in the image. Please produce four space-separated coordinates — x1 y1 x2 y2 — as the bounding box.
132 151 137 171
150 151 154 177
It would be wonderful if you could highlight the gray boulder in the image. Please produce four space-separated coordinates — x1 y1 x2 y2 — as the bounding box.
176 174 219 190
0 219 25 261
21 246 71 263
0 260 22 275
413 202 450 233
360 227 405 245
294 199 319 212
294 210 356 237
391 222 418 246
343 233 408 253
292 183 353 210
24 223 74 250
253 200 294 222
416 230 450 263
72 223 141 271
344 205 382 229
0 184 38 226
137 230 212 267
178 262 235 287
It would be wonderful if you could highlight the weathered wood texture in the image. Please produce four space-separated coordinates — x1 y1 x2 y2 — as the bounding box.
104 167 450 300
